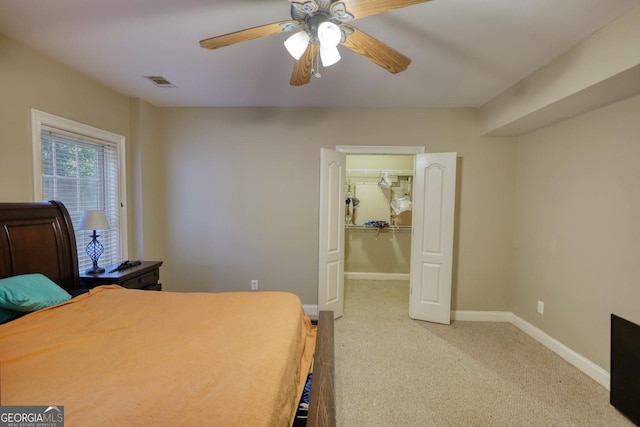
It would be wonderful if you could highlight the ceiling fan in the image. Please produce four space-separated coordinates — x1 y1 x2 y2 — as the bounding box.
199 0 433 86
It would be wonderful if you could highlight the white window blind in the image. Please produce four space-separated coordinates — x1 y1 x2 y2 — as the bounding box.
41 127 121 271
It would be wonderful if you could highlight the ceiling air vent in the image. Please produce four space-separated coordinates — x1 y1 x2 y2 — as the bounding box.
144 75 176 88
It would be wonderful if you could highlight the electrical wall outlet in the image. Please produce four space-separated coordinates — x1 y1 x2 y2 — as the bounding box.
251 280 259 291
537 300 544 315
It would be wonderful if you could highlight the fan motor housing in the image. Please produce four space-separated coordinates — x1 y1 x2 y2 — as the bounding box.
307 12 337 41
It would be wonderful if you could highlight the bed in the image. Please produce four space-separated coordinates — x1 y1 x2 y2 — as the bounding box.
0 201 335 426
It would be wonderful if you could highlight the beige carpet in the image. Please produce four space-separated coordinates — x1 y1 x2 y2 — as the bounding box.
334 279 634 427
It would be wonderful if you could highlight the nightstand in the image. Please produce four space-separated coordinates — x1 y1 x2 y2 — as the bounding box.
79 261 163 291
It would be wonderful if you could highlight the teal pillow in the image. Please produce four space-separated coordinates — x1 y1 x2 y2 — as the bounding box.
0 274 71 312
0 306 20 323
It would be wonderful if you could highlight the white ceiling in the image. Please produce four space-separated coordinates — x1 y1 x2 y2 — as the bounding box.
0 0 638 108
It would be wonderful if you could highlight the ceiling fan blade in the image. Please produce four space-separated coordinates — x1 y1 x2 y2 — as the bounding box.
200 21 299 50
340 0 433 20
290 43 319 86
341 26 411 74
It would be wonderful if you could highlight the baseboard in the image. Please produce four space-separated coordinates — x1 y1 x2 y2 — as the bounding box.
303 304 318 317
451 310 610 390
345 272 410 281
508 313 610 390
451 310 512 322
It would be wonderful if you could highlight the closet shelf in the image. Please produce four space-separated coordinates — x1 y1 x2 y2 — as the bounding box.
345 224 411 239
346 168 413 176
345 224 412 231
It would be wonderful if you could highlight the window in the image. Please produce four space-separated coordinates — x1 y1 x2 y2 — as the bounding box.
32 109 127 271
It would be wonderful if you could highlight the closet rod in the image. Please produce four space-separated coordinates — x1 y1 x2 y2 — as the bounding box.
345 225 412 231
346 169 413 176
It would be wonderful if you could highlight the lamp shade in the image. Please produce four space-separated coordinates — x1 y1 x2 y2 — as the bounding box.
320 45 341 67
317 22 341 48
78 210 110 231
284 30 310 60
317 22 342 67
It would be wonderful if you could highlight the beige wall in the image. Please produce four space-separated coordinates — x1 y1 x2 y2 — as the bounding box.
0 34 130 201
158 107 517 311
345 229 412 274
513 93 640 370
346 154 414 172
129 98 165 262
0 34 156 264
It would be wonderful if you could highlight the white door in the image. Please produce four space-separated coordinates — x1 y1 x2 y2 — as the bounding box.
318 148 346 319
409 152 457 324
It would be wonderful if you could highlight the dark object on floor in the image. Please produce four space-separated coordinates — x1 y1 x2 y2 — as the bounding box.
610 313 640 425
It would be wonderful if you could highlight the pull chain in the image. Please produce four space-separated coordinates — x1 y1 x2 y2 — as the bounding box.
314 48 321 78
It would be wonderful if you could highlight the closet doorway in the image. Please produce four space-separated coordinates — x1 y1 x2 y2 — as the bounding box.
344 154 414 280
318 146 456 325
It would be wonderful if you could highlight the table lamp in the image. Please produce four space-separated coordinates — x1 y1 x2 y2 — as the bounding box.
78 210 110 274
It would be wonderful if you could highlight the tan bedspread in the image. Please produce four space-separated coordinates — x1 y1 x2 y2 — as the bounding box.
0 286 316 426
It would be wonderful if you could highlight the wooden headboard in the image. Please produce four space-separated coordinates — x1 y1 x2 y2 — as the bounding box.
0 201 79 291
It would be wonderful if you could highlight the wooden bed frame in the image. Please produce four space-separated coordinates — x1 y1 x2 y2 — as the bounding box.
0 200 335 427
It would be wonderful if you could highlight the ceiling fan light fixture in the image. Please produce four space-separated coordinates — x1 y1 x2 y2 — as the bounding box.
317 21 341 48
320 45 341 67
317 21 341 67
284 30 310 60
